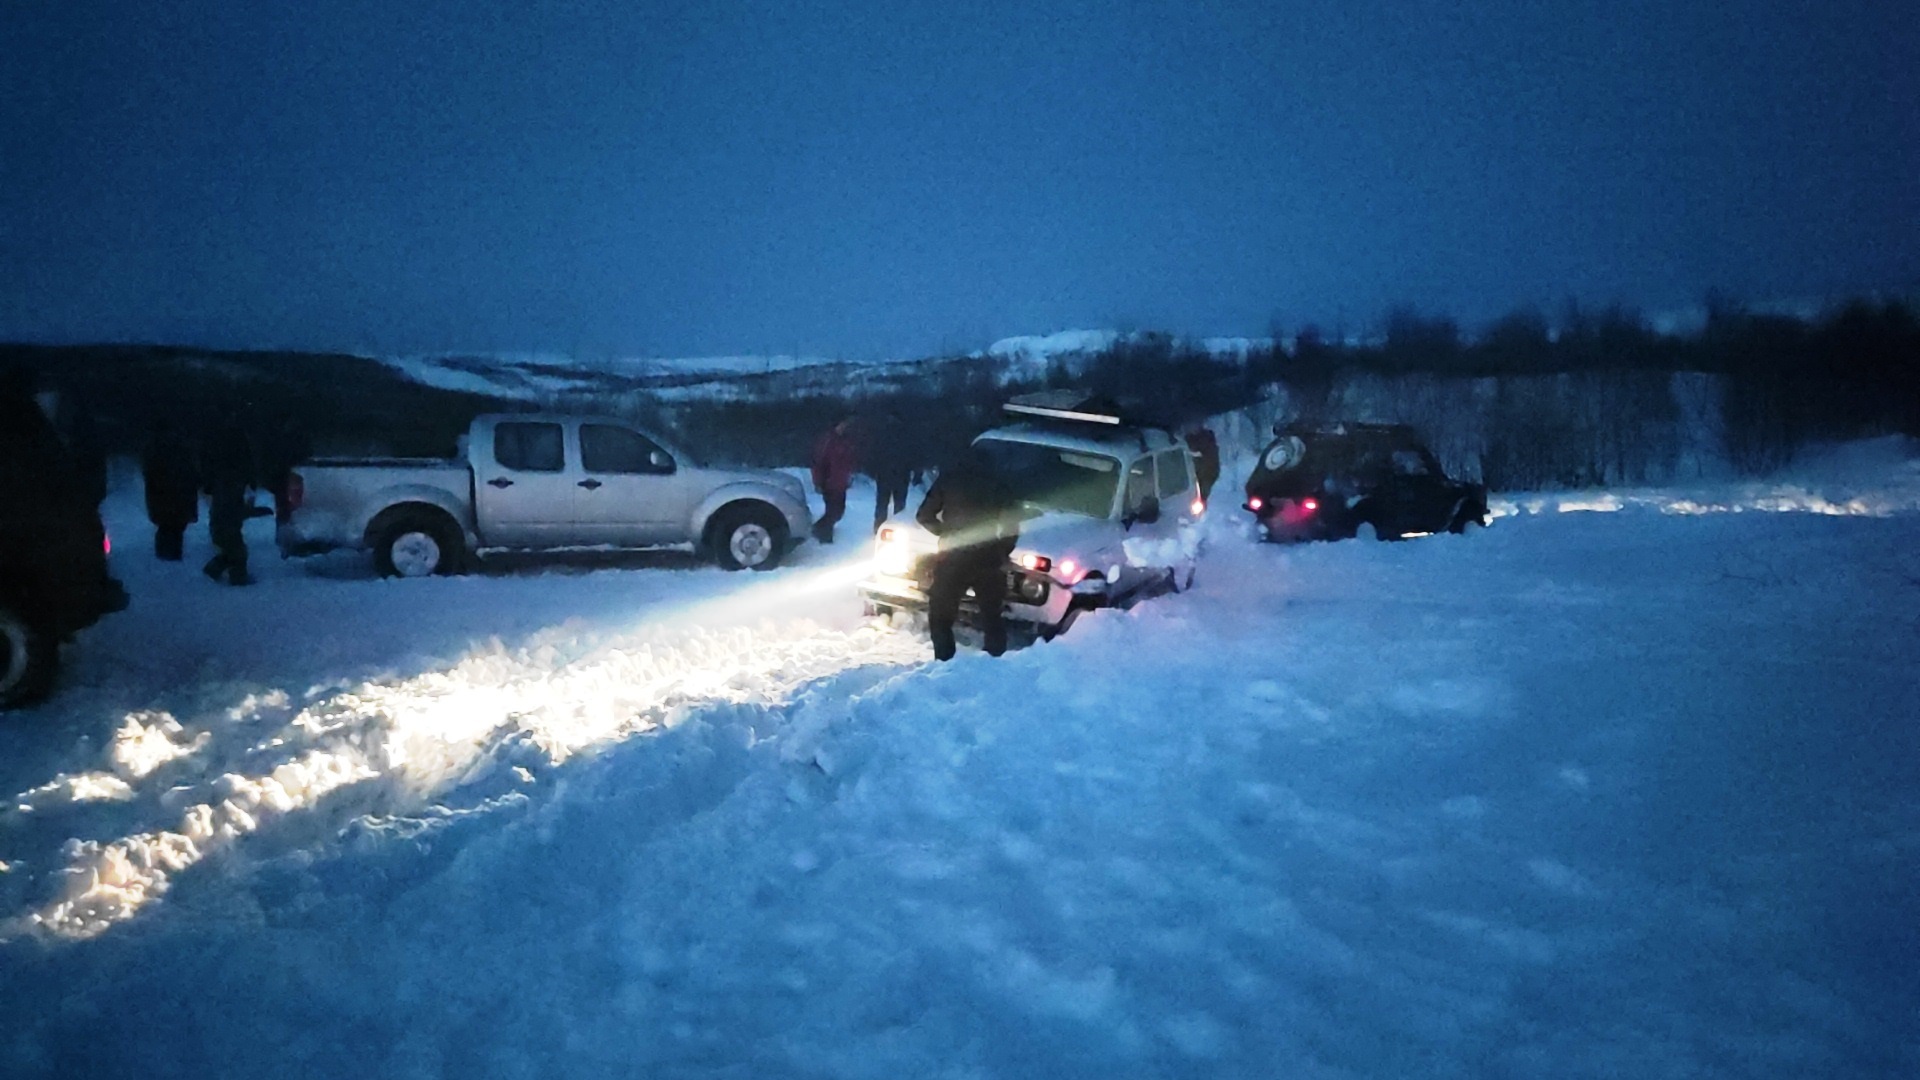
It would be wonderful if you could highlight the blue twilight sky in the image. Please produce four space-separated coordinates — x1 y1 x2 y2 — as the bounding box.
2 0 1915 359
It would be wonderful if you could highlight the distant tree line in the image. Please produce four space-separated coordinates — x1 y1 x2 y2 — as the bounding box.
1049 298 1918 488
4 296 1913 490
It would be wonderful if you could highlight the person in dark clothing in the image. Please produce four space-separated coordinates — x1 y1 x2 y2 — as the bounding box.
0 365 75 515
32 386 109 507
257 409 312 524
200 416 257 586
809 415 859 544
1184 424 1221 501
141 420 200 561
864 408 915 532
915 446 1022 661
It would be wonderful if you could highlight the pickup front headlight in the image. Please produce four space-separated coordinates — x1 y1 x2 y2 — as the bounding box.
874 526 913 576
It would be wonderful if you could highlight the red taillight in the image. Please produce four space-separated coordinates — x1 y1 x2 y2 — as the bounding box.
1301 498 1319 513
1017 552 1052 573
103 531 111 555
1190 498 1205 516
286 473 305 510
1058 558 1079 581
1246 496 1264 512
878 525 896 543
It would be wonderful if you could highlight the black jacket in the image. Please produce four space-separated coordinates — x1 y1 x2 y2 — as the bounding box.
916 457 1020 554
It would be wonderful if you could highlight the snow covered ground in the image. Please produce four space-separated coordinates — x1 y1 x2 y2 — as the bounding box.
2 446 1917 1078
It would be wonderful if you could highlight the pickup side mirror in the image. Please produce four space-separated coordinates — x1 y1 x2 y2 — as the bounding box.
649 449 675 474
1125 496 1161 528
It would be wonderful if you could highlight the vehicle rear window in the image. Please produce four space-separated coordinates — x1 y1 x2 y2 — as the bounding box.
494 422 564 473
581 424 671 474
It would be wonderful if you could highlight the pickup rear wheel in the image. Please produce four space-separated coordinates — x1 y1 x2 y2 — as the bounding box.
372 508 464 578
711 504 787 572
0 602 58 711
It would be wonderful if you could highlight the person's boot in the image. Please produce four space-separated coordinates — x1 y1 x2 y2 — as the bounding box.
202 557 225 582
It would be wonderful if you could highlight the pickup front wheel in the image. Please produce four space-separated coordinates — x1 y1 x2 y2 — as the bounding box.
372 508 465 578
0 602 58 710
710 504 788 572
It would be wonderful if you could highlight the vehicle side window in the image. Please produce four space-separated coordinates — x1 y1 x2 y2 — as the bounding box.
581 424 672 474
1126 458 1156 511
494 422 564 473
1155 449 1190 499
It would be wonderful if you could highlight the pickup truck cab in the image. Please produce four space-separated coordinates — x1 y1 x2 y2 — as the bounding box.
280 414 812 575
860 392 1205 640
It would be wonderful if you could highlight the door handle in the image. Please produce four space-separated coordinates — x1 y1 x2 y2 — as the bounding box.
577 479 603 490
487 478 514 489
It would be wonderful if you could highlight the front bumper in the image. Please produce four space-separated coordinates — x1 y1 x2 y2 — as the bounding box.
859 567 1076 630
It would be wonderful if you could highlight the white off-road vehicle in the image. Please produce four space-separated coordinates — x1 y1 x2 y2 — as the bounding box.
859 392 1206 640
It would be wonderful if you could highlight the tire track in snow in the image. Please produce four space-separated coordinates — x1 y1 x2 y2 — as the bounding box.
4 615 927 941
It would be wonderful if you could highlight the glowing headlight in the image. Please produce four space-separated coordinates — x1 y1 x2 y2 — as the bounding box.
874 527 913 576
1012 549 1052 574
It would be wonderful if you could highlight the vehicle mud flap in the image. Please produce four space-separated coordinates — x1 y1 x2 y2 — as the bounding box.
1037 606 1082 643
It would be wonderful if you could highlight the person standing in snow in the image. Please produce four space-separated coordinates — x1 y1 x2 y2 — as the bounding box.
809 414 859 544
1184 422 1220 501
140 418 200 561
915 445 1021 661
257 407 312 525
863 406 915 533
200 411 258 586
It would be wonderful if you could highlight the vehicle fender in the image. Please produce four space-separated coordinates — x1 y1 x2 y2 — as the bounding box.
355 484 478 548
690 481 810 544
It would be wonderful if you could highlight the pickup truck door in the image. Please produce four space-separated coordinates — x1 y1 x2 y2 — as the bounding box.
573 422 679 545
471 419 578 547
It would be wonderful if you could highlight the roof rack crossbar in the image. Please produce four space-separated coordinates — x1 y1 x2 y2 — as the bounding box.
1003 401 1123 426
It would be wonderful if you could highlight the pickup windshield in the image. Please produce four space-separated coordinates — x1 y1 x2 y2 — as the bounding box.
974 438 1120 518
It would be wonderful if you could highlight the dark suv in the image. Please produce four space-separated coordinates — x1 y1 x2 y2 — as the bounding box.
2 400 128 709
1243 422 1488 542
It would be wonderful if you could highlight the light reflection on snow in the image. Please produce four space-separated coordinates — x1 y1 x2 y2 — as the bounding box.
1493 487 1908 519
7 559 913 941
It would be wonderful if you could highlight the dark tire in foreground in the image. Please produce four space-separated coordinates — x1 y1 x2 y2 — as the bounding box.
0 602 58 711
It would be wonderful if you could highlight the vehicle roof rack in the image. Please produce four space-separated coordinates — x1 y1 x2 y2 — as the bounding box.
1003 390 1126 426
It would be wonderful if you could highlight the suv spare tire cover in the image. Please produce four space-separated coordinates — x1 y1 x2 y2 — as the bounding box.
1262 436 1305 472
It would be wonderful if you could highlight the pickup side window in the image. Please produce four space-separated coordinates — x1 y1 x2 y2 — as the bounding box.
494 422 565 473
1155 449 1191 500
581 424 673 475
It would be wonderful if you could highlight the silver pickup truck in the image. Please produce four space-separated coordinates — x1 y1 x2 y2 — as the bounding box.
278 414 812 575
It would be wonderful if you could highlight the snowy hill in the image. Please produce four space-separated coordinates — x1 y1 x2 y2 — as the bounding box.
379 330 1271 406
1 444 1915 1077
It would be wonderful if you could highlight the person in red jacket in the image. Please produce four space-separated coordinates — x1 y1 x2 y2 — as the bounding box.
809 415 859 543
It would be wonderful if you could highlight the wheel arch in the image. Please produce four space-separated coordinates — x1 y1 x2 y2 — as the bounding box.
362 500 466 550
699 496 789 552
354 486 475 550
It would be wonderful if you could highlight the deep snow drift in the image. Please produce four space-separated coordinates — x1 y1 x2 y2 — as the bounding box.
1 446 1916 1078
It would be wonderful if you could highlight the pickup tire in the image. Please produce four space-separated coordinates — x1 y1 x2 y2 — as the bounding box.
370 506 465 578
0 602 58 711
709 503 788 572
